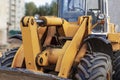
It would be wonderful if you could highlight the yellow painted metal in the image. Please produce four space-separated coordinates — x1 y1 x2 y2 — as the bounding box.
78 16 92 35
75 44 87 63
11 45 24 68
92 22 99 29
51 41 71 72
55 55 63 72
48 41 71 64
107 18 120 51
107 20 120 51
87 16 92 34
62 20 79 37
58 17 88 78
108 33 120 43
62 16 92 37
37 27 47 39
111 43 120 51
40 16 63 26
37 41 71 66
108 33 120 51
109 23 115 33
37 50 49 66
61 20 69 37
77 16 84 25
20 16 41 71
43 26 56 47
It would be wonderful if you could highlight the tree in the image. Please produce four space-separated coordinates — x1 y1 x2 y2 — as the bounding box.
37 0 58 16
50 0 58 16
25 2 38 16
38 3 50 16
25 0 58 16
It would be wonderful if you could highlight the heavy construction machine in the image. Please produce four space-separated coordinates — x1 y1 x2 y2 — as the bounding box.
0 0 120 80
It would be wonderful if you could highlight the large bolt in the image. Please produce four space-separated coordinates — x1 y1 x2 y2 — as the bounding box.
40 57 43 64
31 19 34 25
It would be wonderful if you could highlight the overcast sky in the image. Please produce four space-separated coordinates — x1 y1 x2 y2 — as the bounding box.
25 0 53 7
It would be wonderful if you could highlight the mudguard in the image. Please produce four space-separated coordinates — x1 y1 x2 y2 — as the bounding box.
84 35 113 59
0 67 70 80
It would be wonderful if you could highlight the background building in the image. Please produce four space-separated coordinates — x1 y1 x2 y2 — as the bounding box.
0 0 8 45
0 0 25 45
8 0 25 30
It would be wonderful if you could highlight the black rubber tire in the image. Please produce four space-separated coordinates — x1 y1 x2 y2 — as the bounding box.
0 48 18 67
75 52 112 80
113 51 120 80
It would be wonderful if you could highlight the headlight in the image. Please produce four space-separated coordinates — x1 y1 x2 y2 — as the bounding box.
98 14 105 20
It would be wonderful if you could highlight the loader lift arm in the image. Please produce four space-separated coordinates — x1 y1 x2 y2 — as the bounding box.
11 16 92 78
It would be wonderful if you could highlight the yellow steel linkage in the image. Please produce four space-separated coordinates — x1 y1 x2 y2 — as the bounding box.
20 16 41 71
58 17 90 78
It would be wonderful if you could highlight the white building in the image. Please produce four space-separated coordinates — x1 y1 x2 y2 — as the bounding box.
8 0 25 30
0 0 8 45
0 0 25 45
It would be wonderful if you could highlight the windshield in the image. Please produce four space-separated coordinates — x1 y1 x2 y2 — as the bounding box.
59 0 86 21
65 0 86 12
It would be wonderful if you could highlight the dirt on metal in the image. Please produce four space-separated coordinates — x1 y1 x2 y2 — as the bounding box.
0 67 70 80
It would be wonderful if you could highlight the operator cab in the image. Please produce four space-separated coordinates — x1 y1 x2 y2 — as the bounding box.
58 0 109 33
58 0 86 22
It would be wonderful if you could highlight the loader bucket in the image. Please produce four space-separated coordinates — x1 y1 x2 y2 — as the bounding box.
0 67 69 80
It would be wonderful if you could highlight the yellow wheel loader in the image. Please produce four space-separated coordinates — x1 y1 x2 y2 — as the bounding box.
0 0 119 80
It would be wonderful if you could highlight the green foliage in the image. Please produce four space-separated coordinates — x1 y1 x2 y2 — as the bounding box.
25 2 37 16
50 1 58 16
25 0 58 16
